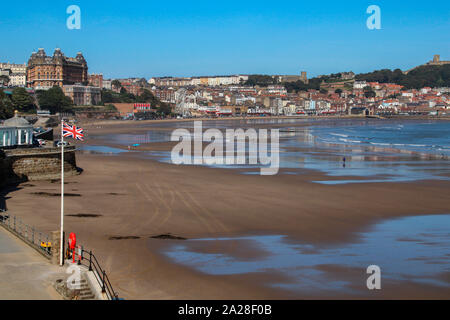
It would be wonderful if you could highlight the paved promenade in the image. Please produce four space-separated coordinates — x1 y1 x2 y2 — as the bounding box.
0 227 64 300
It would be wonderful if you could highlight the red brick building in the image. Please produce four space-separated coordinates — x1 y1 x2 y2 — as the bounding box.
117 81 144 96
88 73 103 88
27 48 88 88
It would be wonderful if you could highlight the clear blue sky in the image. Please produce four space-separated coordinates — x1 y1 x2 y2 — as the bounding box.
1 0 449 79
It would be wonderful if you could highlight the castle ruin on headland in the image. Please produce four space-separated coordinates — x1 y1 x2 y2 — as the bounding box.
405 54 450 74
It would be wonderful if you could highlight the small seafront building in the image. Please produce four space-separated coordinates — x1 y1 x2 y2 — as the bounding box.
0 113 34 148
63 84 101 105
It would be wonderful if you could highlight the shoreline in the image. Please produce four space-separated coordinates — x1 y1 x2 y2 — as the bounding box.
2 117 449 299
78 117 449 183
79 114 450 132
79 116 450 159
2 151 449 299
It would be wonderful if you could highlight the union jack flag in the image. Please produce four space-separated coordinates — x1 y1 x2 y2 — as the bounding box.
63 122 84 141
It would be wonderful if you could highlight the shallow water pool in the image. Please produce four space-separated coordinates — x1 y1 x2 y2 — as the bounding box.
162 214 450 295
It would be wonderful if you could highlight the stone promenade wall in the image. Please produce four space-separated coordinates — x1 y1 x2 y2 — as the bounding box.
0 147 78 186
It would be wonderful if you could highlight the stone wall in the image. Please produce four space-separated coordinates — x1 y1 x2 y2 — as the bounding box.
75 110 120 120
0 150 11 187
0 147 78 186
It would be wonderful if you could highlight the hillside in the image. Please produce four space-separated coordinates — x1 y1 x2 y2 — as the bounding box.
356 64 450 89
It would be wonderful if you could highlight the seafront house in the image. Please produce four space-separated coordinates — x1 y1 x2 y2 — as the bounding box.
0 63 27 87
0 113 34 148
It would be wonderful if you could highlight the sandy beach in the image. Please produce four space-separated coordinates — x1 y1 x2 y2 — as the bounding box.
2 118 450 299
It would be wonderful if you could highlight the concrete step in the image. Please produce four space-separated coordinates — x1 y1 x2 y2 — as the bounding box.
79 290 92 295
69 278 96 300
79 291 94 296
71 279 87 284
69 281 87 286
79 286 91 291
68 284 89 290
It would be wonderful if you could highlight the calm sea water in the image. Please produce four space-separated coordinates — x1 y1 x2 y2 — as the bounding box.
310 120 450 156
276 120 450 183
88 118 450 183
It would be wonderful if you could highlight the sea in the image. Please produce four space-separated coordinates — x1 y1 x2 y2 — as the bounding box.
86 118 450 184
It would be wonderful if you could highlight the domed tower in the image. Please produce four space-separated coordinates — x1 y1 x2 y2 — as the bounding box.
75 52 88 85
26 50 41 87
53 48 64 61
34 48 48 65
36 48 46 58
27 51 37 68
75 52 86 62
52 48 65 86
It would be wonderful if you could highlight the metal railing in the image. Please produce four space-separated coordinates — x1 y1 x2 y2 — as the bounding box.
0 209 119 300
76 247 120 300
0 210 52 258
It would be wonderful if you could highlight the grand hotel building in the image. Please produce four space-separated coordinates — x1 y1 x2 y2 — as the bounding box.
26 48 88 89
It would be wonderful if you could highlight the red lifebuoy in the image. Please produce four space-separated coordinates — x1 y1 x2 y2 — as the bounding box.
68 232 76 250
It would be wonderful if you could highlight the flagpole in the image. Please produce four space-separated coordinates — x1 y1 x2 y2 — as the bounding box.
60 119 64 266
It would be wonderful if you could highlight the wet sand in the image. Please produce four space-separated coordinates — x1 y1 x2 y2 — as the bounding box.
2 118 450 299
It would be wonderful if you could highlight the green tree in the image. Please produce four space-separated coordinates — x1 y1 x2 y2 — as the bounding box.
158 103 172 116
0 75 10 86
335 88 343 95
363 86 376 98
137 89 158 104
104 104 118 111
101 89 116 103
119 88 136 102
37 86 73 114
0 89 14 119
284 80 308 93
100 87 169 114
244 75 277 87
11 87 34 112
355 64 450 89
283 77 322 92
112 80 122 90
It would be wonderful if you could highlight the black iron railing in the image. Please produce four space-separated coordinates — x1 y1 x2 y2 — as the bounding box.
0 209 119 300
77 248 119 300
0 210 51 258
